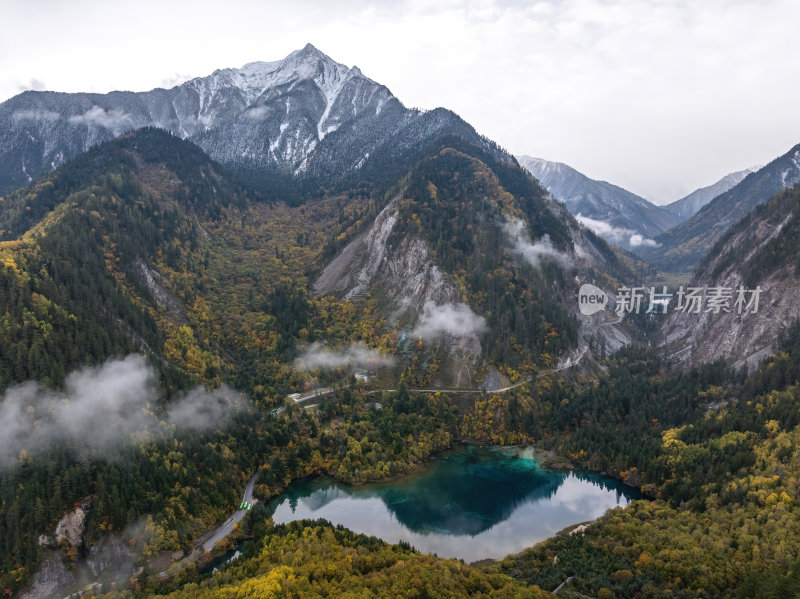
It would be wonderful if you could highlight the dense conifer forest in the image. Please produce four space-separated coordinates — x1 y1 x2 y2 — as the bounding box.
1 128 799 598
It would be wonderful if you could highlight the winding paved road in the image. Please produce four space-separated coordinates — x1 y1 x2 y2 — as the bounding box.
552 576 574 594
202 473 259 551
275 387 336 415
358 345 590 398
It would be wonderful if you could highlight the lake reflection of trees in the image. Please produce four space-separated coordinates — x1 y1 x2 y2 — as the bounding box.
386 450 560 535
275 448 643 537
570 471 645 503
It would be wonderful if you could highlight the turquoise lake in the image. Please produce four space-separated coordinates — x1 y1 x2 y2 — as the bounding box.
270 445 642 561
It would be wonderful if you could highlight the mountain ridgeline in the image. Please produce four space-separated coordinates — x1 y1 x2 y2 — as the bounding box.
0 128 258 388
516 155 679 249
0 44 504 203
4 44 800 599
662 167 758 221
636 143 800 271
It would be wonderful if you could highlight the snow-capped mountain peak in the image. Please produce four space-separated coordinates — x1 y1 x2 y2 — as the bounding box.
234 44 352 102
178 44 374 137
177 44 395 145
0 45 481 195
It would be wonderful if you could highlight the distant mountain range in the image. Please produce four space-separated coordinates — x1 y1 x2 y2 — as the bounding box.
516 156 678 250
0 43 500 199
663 167 759 221
636 143 800 271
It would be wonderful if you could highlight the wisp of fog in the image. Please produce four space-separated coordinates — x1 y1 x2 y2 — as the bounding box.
504 217 568 266
410 301 487 340
575 214 659 247
0 354 243 470
294 342 394 371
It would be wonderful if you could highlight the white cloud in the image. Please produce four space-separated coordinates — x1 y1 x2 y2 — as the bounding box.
575 214 631 242
166 385 242 431
0 355 244 469
68 106 135 131
410 301 487 340
575 214 659 248
15 77 47 93
245 105 273 120
12 109 59 122
295 342 394 371
504 217 567 266
629 233 659 248
159 72 193 89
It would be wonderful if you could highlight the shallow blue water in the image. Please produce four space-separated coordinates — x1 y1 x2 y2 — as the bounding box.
270 445 641 561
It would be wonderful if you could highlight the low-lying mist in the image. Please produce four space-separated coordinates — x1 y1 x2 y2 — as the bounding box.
504 217 568 266
575 214 659 247
0 354 243 470
410 301 488 339
294 342 395 371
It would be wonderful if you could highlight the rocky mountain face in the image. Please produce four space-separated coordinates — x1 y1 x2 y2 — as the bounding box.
656 183 800 370
17 556 75 599
516 155 678 250
0 44 496 198
315 143 642 386
663 167 758 222
314 192 482 386
638 143 800 271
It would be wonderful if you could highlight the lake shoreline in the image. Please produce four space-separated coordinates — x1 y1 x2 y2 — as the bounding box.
267 444 642 562
185 441 643 576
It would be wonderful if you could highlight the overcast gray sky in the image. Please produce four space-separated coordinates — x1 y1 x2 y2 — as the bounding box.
2 0 798 203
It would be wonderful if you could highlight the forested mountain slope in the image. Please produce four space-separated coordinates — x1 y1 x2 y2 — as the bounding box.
1 124 799 599
0 124 639 596
637 143 800 271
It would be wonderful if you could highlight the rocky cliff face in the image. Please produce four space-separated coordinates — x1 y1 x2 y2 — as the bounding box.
24 500 137 598
656 184 800 370
314 196 403 300
17 556 75 599
314 196 481 386
560 210 638 360
313 167 642 385
52 499 90 548
87 535 136 578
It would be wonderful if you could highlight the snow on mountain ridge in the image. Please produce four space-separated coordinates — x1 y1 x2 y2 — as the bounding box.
1 43 516 198
0 43 426 192
189 45 348 102
517 155 678 247
664 167 760 222
781 150 800 187
178 43 381 141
